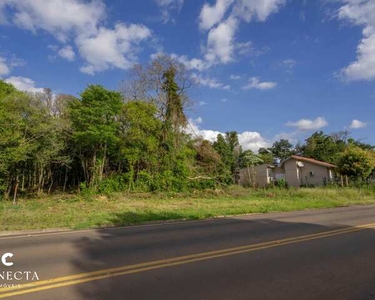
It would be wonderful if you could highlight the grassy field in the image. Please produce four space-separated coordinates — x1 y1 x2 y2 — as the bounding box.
1 186 375 231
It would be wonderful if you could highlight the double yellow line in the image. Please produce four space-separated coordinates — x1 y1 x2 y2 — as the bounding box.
1 222 375 299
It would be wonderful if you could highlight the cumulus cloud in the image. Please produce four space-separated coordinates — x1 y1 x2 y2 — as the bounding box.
58 45 75 61
77 23 151 75
186 117 269 152
170 54 210 71
199 0 234 30
192 73 230 90
286 117 328 131
0 57 10 76
238 131 270 151
0 0 152 74
5 76 44 93
200 0 286 65
242 77 277 90
205 16 238 64
338 0 375 81
349 119 367 129
0 0 105 41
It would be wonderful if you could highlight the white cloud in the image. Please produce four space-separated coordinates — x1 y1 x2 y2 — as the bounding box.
76 23 151 75
199 0 234 30
242 77 277 90
200 0 286 66
338 0 375 81
282 59 296 69
286 117 328 131
5 76 44 93
170 54 210 71
205 16 238 64
186 117 269 152
192 74 230 90
155 0 184 23
230 74 241 80
0 57 10 76
1 0 105 41
58 45 75 61
0 56 26 77
349 119 367 129
0 1 152 74
232 0 286 22
238 131 270 151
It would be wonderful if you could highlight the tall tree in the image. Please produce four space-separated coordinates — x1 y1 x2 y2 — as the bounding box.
269 139 294 160
70 85 123 187
161 66 187 149
119 100 161 189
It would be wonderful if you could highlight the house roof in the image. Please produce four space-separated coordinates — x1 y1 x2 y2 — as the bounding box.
280 155 336 168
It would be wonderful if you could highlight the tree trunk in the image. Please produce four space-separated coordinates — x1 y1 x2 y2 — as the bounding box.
13 175 19 205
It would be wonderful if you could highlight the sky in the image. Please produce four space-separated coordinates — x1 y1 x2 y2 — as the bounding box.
0 0 374 152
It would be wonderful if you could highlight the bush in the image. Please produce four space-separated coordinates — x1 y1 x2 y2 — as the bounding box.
274 179 289 189
98 175 127 194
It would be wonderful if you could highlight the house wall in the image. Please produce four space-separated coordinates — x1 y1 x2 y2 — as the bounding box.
284 159 332 187
298 161 331 186
239 164 270 187
284 160 299 187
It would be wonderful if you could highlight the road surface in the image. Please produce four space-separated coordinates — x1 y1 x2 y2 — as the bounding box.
1 205 375 299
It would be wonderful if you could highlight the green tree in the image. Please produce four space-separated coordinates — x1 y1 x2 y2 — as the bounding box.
301 131 345 163
239 150 264 188
70 85 123 187
0 80 17 100
161 66 187 152
269 139 294 160
258 147 274 164
119 101 161 190
337 146 374 181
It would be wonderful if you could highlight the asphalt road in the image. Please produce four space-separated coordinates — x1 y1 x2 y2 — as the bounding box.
1 205 375 300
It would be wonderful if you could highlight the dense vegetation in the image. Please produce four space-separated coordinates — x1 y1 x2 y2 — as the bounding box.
0 55 374 203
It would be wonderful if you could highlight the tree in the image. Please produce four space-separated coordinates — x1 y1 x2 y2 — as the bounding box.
301 131 346 163
161 66 187 150
0 80 17 100
122 54 194 121
239 150 264 188
119 101 161 189
213 132 242 180
269 139 294 160
70 85 123 187
337 146 374 181
258 147 274 164
0 87 71 200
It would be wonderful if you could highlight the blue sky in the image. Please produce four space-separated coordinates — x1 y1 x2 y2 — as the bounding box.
0 0 374 151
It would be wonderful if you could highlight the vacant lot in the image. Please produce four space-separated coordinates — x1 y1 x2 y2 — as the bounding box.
1 187 375 231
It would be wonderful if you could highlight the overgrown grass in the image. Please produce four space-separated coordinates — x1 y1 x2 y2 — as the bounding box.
1 186 375 231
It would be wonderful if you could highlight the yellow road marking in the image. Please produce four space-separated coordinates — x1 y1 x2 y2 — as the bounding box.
1 222 374 299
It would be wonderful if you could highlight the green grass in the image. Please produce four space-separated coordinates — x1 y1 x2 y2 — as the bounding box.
1 186 375 231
